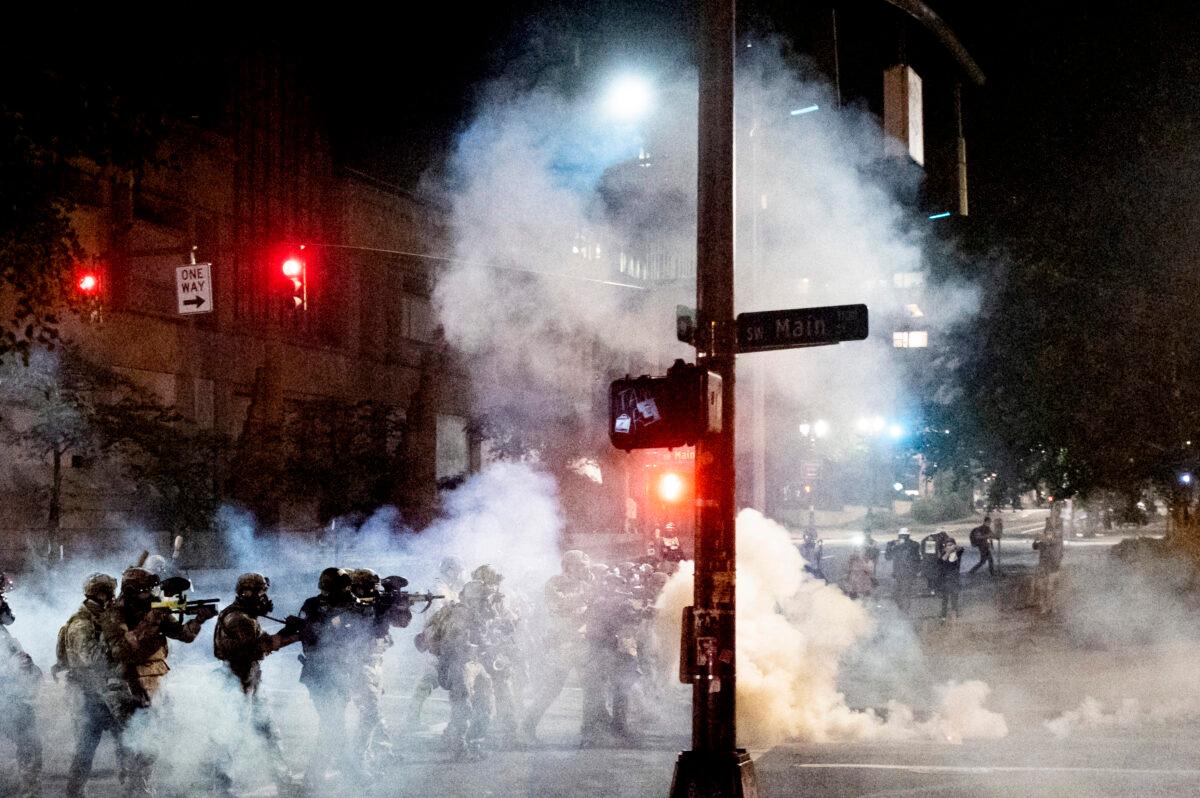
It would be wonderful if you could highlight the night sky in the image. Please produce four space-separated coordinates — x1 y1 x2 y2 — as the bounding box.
8 2 1200 244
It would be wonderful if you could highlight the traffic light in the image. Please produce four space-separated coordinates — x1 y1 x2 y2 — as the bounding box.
656 470 687 503
76 272 100 295
280 247 307 310
609 359 722 451
71 264 105 321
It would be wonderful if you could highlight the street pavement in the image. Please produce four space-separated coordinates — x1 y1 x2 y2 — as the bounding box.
6 513 1193 797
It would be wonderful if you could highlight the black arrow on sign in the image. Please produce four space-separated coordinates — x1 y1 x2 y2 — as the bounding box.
182 296 206 308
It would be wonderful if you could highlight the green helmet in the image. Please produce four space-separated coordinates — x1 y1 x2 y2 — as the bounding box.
471 564 503 587
83 573 118 602
235 572 270 595
120 567 160 594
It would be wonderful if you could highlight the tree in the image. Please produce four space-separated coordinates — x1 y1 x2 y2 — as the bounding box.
0 346 230 554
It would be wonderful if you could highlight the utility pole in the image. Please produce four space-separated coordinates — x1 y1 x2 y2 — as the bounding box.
670 0 758 794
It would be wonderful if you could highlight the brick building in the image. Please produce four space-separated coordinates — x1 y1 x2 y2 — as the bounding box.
0 53 474 559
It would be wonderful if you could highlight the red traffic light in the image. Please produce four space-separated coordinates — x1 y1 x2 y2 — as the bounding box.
656 471 686 503
278 247 307 310
77 273 99 293
281 257 303 278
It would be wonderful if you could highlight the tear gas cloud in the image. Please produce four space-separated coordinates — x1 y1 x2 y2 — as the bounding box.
656 510 1007 746
434 39 979 433
1 459 567 796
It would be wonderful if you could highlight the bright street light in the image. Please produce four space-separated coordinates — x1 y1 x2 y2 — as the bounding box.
813 419 829 438
789 104 820 116
887 424 904 439
603 75 654 121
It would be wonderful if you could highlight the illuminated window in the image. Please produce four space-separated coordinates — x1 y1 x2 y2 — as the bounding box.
893 272 924 288
893 330 929 348
905 304 924 317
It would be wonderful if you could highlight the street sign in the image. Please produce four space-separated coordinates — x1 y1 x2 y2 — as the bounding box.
176 263 213 315
736 303 868 353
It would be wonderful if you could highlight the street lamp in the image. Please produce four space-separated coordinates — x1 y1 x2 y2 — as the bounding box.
603 74 654 121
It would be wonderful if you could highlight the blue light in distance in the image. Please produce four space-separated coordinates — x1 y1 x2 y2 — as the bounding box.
789 104 820 116
1181 472 1194 486
928 211 953 220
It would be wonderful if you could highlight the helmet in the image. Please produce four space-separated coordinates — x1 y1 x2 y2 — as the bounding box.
439 557 464 581
120 567 160 594
83 573 118 603
664 522 678 532
318 567 352 595
143 554 169 576
460 580 489 606
350 568 381 597
898 527 910 538
235 572 270 595
561 550 590 578
471 564 502 587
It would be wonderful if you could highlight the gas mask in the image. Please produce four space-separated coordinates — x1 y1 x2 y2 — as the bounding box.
242 590 274 616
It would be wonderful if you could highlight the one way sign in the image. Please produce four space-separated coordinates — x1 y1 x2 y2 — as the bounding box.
176 263 213 315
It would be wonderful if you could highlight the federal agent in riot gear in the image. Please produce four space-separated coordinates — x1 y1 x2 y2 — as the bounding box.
58 572 118 798
408 558 467 727
884 529 922 612
296 567 375 787
348 567 412 767
101 566 217 796
211 572 300 793
424 579 497 760
521 550 593 741
0 574 43 798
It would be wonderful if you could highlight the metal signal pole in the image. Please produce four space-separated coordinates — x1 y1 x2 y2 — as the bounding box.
670 0 758 794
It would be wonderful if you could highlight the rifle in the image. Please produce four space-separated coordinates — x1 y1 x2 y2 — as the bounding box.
261 614 307 636
151 575 219 621
379 575 445 615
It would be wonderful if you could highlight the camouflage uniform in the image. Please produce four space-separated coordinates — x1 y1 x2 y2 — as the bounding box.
348 569 412 767
579 574 645 746
58 574 119 798
100 568 214 796
428 582 495 759
407 559 465 727
521 552 592 740
212 573 298 793
0 621 42 798
471 566 520 744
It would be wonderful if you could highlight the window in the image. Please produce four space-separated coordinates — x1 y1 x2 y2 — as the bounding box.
893 331 929 348
400 294 434 342
893 272 925 288
436 415 470 482
905 304 924 318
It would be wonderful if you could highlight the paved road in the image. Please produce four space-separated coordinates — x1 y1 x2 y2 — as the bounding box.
6 519 1193 797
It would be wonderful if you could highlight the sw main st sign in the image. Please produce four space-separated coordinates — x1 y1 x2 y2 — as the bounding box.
736 303 869 353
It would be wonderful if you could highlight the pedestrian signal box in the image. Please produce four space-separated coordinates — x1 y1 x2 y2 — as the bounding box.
609 359 722 451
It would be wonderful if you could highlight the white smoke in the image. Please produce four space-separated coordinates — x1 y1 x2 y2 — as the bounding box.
657 509 1006 746
434 39 978 435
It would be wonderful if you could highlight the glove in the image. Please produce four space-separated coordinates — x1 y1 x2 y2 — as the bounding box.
194 604 218 623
